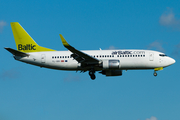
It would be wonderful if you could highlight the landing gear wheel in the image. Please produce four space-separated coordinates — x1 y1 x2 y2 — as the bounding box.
153 71 157 76
89 70 96 80
90 74 96 80
89 71 94 76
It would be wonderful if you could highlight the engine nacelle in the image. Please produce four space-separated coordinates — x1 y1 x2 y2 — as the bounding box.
102 60 120 69
100 70 122 76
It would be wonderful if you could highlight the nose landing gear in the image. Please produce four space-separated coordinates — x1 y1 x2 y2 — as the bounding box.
153 67 163 77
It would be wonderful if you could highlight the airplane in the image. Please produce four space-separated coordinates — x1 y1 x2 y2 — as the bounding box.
5 22 176 80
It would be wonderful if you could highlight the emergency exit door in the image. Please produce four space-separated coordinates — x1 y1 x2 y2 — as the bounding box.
41 54 46 63
149 53 154 61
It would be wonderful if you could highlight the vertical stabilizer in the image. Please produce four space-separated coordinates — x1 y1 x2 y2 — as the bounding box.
11 22 55 53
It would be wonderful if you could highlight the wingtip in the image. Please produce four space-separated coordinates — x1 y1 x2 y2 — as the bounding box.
59 34 70 47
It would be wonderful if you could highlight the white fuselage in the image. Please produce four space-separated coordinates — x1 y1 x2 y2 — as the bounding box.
14 49 175 71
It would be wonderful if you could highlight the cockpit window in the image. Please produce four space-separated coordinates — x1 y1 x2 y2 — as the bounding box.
159 54 167 57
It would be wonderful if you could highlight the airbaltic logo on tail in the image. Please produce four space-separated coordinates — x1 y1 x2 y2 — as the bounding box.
18 44 36 50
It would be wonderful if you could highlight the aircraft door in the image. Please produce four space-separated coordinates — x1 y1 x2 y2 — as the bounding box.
41 54 46 63
149 52 154 61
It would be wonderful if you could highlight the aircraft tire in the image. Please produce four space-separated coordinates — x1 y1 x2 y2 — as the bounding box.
89 70 95 75
153 72 157 76
90 74 96 80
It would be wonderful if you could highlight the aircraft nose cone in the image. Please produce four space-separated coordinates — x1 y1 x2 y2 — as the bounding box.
169 58 176 65
172 58 176 64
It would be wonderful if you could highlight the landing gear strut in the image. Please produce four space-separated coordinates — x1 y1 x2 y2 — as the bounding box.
153 71 157 76
89 70 96 80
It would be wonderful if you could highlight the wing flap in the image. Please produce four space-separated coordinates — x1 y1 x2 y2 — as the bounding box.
71 53 85 63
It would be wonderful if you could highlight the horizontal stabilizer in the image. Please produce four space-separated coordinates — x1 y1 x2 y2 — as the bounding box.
4 47 29 57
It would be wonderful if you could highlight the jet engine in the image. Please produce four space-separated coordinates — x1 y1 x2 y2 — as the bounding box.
99 70 122 76
102 60 120 69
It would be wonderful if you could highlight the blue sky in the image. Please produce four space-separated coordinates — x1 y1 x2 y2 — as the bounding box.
0 0 180 120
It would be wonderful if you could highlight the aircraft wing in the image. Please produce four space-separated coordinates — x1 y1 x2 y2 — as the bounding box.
60 34 99 64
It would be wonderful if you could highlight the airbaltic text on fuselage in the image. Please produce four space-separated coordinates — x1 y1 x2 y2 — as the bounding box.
18 44 36 50
112 51 145 55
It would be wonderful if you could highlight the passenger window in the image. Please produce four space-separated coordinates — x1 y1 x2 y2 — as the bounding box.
159 54 167 57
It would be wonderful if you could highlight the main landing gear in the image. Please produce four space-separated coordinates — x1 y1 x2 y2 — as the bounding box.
89 70 96 80
153 71 157 76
